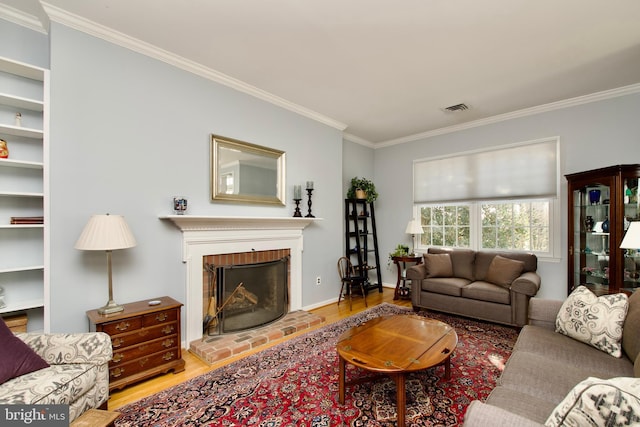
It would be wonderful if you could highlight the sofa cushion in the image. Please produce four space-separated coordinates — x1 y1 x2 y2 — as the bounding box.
485 386 558 424
512 325 634 378
0 363 97 405
0 319 49 385
484 255 524 288
421 277 470 296
555 286 628 357
424 253 453 278
461 281 510 304
475 251 537 280
428 248 475 280
545 377 640 427
623 289 640 362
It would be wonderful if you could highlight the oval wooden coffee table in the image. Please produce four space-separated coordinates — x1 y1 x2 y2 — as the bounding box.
337 314 458 425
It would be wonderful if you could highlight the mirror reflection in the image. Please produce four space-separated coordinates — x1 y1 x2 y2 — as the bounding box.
210 135 286 205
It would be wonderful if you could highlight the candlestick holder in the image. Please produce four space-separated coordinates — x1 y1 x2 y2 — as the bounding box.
305 189 315 218
293 199 302 217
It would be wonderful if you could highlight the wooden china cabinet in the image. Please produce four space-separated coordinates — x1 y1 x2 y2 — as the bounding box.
566 165 640 296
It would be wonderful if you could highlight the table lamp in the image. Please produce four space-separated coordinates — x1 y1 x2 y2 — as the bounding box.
75 214 137 314
405 219 424 255
621 221 640 250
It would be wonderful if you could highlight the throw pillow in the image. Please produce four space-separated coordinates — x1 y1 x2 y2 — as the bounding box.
555 286 628 357
545 377 640 427
423 253 453 278
484 255 524 288
0 318 49 384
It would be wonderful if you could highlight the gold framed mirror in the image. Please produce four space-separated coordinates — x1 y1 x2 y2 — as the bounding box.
210 134 286 205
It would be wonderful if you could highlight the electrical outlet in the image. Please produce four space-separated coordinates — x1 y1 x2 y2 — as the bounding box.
316 276 321 286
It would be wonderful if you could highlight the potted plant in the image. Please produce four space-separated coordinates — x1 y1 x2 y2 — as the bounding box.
387 244 410 267
347 177 378 203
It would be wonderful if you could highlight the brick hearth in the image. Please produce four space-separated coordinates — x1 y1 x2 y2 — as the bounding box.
189 309 325 364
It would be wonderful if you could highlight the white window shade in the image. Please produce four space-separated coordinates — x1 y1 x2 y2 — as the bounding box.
413 138 559 203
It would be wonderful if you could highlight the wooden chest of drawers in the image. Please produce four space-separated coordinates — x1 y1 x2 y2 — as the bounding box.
87 296 186 391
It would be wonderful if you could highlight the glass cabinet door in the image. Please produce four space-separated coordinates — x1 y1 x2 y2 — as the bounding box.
573 184 611 295
622 177 639 292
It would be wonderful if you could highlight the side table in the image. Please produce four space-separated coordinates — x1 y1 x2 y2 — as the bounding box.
87 296 186 391
392 255 422 300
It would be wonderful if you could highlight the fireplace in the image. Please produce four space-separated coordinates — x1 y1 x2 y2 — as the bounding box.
160 215 315 344
203 250 290 335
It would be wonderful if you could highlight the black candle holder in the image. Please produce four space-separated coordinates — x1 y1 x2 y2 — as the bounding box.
305 189 315 218
293 199 302 217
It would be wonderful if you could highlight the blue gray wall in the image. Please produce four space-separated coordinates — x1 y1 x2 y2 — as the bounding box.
371 93 640 301
41 22 342 332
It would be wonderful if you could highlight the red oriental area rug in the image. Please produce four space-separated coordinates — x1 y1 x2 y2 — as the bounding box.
114 303 518 426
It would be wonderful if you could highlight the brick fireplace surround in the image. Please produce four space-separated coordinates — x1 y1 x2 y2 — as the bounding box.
161 215 317 346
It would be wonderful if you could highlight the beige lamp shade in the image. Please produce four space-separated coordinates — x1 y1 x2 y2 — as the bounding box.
621 222 640 249
75 214 137 250
405 220 424 235
75 214 136 315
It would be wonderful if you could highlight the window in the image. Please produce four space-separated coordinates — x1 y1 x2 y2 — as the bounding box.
480 200 550 252
417 199 553 255
413 137 559 258
420 204 471 247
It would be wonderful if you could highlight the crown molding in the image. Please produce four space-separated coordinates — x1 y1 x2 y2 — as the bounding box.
41 2 347 132
0 3 47 33
376 83 640 148
343 132 375 148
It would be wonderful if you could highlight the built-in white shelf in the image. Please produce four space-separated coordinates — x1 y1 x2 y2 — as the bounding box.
0 298 44 314
0 93 43 112
0 56 45 81
0 55 48 332
0 265 44 274
0 191 44 198
0 123 43 139
0 158 44 169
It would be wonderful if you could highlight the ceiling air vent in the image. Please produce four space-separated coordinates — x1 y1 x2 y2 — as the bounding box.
444 103 469 112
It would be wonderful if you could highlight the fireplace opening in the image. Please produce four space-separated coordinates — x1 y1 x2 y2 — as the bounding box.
204 255 289 335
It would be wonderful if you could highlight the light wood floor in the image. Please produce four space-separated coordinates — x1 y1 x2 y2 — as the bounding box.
108 287 411 410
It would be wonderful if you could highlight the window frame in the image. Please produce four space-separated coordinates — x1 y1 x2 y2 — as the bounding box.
414 197 560 260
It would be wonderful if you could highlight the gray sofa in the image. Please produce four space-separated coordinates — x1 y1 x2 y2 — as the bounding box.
407 248 541 327
463 292 640 426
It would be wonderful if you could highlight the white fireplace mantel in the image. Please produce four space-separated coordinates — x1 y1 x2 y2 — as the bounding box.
160 215 317 232
160 215 319 344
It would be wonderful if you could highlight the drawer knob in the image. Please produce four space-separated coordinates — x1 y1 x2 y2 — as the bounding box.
111 367 125 378
162 325 174 334
112 337 124 348
162 338 175 348
112 353 124 363
163 351 175 361
115 321 131 331
139 357 149 367
156 313 168 322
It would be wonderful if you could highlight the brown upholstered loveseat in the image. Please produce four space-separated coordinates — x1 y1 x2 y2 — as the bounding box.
407 248 541 327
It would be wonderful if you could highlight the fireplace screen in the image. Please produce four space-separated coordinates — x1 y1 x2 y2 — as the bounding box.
204 256 289 335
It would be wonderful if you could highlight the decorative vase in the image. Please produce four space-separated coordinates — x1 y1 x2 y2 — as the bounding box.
588 189 601 205
0 139 8 159
602 217 609 233
585 216 594 231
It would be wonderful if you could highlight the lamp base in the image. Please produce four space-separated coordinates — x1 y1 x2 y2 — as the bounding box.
97 300 125 315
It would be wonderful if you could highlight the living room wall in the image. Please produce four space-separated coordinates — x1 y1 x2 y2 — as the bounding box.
371 92 640 301
40 22 344 333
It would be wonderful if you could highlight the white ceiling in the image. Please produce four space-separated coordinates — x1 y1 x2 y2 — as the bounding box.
3 0 640 146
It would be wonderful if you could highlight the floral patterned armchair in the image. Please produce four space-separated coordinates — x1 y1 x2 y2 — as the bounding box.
0 332 112 422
